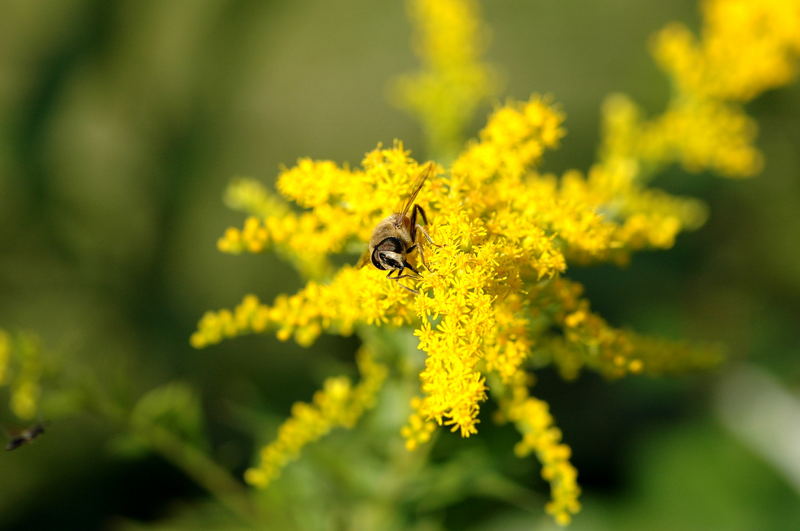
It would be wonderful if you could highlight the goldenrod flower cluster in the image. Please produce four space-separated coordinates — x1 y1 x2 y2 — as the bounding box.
0 329 43 420
530 278 723 381
497 373 580 526
391 0 497 158
602 0 800 180
400 396 437 451
194 96 709 525
243 348 387 487
653 0 800 102
193 0 800 525
217 178 331 279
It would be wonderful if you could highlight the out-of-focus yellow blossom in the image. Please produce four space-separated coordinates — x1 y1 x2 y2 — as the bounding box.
244 348 387 488
193 0 800 524
400 396 437 451
0 330 44 420
224 177 292 219
530 278 723 380
652 0 800 102
601 0 800 181
392 0 497 159
217 178 332 279
11 333 43 420
600 94 762 179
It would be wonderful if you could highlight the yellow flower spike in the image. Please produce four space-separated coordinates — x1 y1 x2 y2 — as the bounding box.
638 99 763 178
598 0 800 185
191 294 272 348
453 96 565 184
401 397 438 451
392 0 498 157
3 331 44 420
498 375 580 527
217 227 242 254
533 278 723 379
192 266 419 348
277 159 363 209
245 348 387 488
652 0 800 102
11 380 40 420
224 178 292 218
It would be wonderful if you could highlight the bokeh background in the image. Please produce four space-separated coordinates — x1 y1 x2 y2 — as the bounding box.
1 0 799 529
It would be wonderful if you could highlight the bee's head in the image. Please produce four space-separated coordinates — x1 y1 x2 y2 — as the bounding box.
372 237 405 270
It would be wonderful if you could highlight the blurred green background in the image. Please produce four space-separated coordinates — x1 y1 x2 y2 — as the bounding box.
1 0 799 529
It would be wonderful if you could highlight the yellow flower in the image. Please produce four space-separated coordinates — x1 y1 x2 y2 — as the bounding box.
244 347 387 488
0 330 44 420
391 0 498 159
601 0 800 181
193 94 708 525
192 0 800 524
652 0 800 102
497 372 581 526
532 278 723 380
600 94 762 179
400 396 437 451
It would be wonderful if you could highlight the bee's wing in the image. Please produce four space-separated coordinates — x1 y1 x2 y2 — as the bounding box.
398 162 435 219
356 248 372 269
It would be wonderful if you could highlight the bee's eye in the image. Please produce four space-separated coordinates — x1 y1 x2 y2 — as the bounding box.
380 253 402 270
371 249 386 270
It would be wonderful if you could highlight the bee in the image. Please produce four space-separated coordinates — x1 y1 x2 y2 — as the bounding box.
360 162 439 293
5 423 46 451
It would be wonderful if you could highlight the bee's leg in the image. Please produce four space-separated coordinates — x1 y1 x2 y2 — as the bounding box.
397 283 419 295
416 239 431 271
392 271 421 281
413 204 440 248
414 204 430 225
402 244 429 273
387 266 420 294
403 261 421 277
409 204 419 242
387 266 420 281
416 224 440 247
411 225 439 273
409 204 431 242
394 273 420 294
